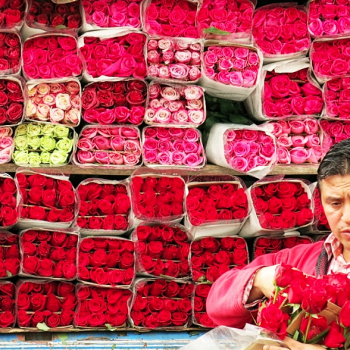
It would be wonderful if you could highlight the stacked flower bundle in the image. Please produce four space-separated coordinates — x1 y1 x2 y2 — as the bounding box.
0 127 14 164
0 32 21 75
321 120 350 154
312 185 331 232
0 0 26 29
0 231 20 278
0 282 15 328
0 175 18 228
193 284 217 328
324 78 350 120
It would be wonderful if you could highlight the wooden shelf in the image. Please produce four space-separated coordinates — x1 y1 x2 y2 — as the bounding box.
0 164 319 176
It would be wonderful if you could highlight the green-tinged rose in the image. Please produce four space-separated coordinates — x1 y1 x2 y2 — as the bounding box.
41 124 56 136
28 152 41 165
56 138 73 153
40 152 51 164
50 150 68 165
13 150 28 164
40 136 56 152
54 125 70 138
27 136 41 150
16 124 28 136
27 123 42 137
14 135 28 150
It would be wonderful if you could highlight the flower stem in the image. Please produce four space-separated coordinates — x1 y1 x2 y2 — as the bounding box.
344 327 348 337
303 314 312 344
273 286 280 304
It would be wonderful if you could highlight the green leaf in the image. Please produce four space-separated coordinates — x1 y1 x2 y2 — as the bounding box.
55 25 68 29
293 330 300 341
306 327 330 344
228 114 251 125
105 323 117 331
219 99 235 115
204 27 231 35
111 345 116 350
6 271 12 277
37 322 50 331
345 332 350 350
58 333 68 345
291 304 301 314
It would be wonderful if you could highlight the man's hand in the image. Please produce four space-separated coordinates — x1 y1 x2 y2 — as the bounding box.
263 337 324 350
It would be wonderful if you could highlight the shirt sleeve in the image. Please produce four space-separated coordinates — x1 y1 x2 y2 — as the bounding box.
242 269 265 310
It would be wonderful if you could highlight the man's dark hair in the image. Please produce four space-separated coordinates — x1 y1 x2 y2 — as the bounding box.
318 138 350 182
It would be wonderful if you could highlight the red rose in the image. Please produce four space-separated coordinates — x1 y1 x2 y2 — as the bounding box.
296 208 313 226
196 284 211 298
28 206 46 220
301 286 328 314
23 256 39 274
324 322 345 349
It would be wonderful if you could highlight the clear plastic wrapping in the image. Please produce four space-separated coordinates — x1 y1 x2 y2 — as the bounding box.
0 231 20 279
0 281 16 329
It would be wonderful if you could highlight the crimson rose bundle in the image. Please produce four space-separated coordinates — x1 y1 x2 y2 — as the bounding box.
79 31 147 81
75 284 132 329
78 237 135 288
0 282 15 328
190 236 249 283
0 0 26 29
310 183 330 233
193 284 217 328
19 228 78 281
130 174 185 222
76 179 132 234
147 38 201 83
253 235 313 259
0 32 21 75
26 79 81 126
0 175 19 229
142 0 199 38
143 127 205 168
132 223 191 279
0 127 14 164
15 171 77 228
268 118 323 165
130 279 194 329
0 231 20 278
82 80 147 126
74 125 142 168
16 280 76 329
22 33 83 80
145 84 205 127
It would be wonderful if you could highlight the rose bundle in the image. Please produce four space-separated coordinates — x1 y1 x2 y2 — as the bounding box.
22 34 83 80
26 0 81 31
312 184 331 232
82 80 147 126
142 0 199 38
75 284 132 328
197 0 254 41
76 179 131 233
82 0 141 31
0 232 20 278
16 280 76 329
0 282 15 328
0 0 26 29
145 84 205 127
268 118 323 165
253 235 313 259
0 127 14 164
143 127 205 168
0 175 19 228
320 120 350 155
191 236 249 283
79 31 147 80
13 123 76 166
78 237 135 287
324 78 350 120
130 279 194 329
16 171 76 226
26 80 81 126
130 174 185 222
132 223 191 279
20 229 78 281
193 284 217 328
0 32 21 75
252 5 310 60
147 38 201 83
74 125 142 168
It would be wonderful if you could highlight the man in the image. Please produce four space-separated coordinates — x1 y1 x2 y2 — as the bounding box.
207 138 350 350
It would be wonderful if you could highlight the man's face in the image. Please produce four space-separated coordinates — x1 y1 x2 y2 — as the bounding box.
320 174 350 260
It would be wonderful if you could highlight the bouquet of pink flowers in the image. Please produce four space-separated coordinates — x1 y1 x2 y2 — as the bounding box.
0 31 21 75
0 127 14 164
147 38 202 83
145 83 205 127
0 0 26 29
82 79 147 126
321 120 350 155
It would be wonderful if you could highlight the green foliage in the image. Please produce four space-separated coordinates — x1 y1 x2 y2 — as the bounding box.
203 27 231 35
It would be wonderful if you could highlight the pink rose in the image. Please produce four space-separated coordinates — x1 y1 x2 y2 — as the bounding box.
291 135 307 147
277 135 292 148
304 118 319 134
109 153 124 165
309 19 323 37
290 147 309 164
229 157 248 172
183 153 203 167
95 151 110 164
169 64 189 80
277 148 291 164
307 146 323 163
77 150 95 163
289 120 305 134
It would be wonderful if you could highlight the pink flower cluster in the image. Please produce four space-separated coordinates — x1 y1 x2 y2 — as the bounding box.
82 0 141 29
308 0 350 38
0 78 24 125
145 84 205 126
0 0 25 29
80 33 147 79
269 118 323 165
144 0 199 38
143 127 205 167
324 78 350 120
0 127 14 164
253 6 310 57
75 126 142 167
0 32 21 75
197 0 254 39
263 69 324 118
320 120 350 154
203 46 260 88
147 38 201 82
26 81 81 126
311 38 350 80
23 35 83 80
82 80 147 126
223 129 275 172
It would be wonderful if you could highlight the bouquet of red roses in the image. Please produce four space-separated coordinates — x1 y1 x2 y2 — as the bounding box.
130 278 194 329
309 182 331 233
16 280 76 329
132 222 192 279
0 231 20 278
321 120 350 155
193 284 217 328
191 236 249 283
76 179 132 234
15 169 77 230
0 174 19 229
75 284 132 329
0 281 16 328
0 31 21 76
19 228 78 281
253 235 314 259
0 0 26 30
78 236 135 288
